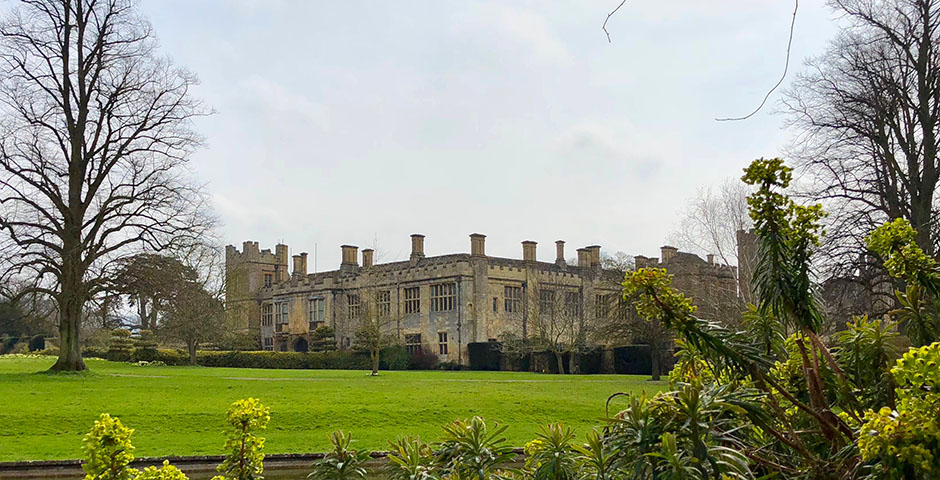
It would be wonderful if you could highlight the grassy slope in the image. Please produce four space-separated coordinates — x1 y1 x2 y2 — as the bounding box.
0 357 663 462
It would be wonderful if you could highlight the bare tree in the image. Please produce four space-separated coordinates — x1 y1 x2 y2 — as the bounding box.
529 282 587 374
353 287 400 376
161 282 224 365
784 0 940 276
670 179 753 301
0 1 212 370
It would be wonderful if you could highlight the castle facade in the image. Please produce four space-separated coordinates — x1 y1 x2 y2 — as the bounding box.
225 234 740 365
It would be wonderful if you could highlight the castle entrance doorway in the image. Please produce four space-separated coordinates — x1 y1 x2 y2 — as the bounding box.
293 337 309 353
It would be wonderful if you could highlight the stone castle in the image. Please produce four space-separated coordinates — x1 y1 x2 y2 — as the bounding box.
225 233 741 364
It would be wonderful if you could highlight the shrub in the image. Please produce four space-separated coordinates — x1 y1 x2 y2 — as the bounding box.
437 361 465 371
436 417 516 478
81 414 189 480
82 413 137 480
133 331 158 361
859 342 940 478
150 349 188 366
308 431 370 480
379 345 409 370
135 461 189 480
38 346 59 356
27 334 45 352
107 329 135 362
311 325 338 353
213 398 270 480
196 350 369 370
524 424 578 480
386 437 437 480
408 348 439 370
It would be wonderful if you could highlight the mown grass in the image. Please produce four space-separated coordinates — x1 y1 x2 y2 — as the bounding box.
0 356 664 461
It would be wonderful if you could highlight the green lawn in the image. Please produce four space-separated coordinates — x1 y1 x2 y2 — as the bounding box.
0 356 664 462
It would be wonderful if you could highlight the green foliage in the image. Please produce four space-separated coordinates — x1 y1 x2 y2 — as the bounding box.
835 315 900 409
859 343 940 479
135 461 189 480
379 345 410 370
81 415 188 480
107 330 136 362
386 437 439 480
311 325 338 352
867 219 940 346
133 331 158 362
890 284 939 348
437 416 517 479
571 430 619 480
741 157 825 334
741 304 785 359
866 218 940 284
214 398 270 480
308 431 371 480
623 268 767 377
81 347 372 370
82 414 137 480
523 424 577 480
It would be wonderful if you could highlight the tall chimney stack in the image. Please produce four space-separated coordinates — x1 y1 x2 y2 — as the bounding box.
410 234 425 262
292 253 308 278
587 245 601 268
522 241 537 262
362 248 374 268
340 245 359 273
661 245 678 264
555 240 566 266
577 248 590 267
470 233 486 256
275 244 289 282
707 253 715 265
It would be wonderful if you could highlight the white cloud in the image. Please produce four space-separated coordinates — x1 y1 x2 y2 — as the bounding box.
231 75 328 127
464 4 572 64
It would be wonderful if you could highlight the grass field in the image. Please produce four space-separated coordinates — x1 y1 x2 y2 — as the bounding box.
0 356 664 462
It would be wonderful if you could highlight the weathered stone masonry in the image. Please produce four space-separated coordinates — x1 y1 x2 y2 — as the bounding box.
226 234 741 365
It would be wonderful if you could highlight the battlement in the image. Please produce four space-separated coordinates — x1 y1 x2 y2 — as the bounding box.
226 241 289 265
635 246 737 279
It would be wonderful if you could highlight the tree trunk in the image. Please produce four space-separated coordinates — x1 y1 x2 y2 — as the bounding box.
371 348 379 376
50 293 86 371
567 352 578 374
555 351 565 374
188 341 198 365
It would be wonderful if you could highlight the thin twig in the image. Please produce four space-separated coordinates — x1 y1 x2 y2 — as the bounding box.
602 0 627 43
715 0 799 121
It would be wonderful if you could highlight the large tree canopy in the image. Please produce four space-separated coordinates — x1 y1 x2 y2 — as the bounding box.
0 0 213 370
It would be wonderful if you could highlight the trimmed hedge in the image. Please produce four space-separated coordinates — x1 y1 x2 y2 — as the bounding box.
468 342 501 371
81 347 371 370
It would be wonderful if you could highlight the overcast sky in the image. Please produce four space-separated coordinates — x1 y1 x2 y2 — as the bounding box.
139 0 839 270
